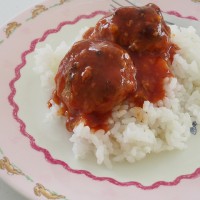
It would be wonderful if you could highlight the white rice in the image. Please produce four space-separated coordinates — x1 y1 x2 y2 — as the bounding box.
33 25 200 167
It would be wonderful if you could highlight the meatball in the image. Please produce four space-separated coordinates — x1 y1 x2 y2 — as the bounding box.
54 39 136 130
83 4 171 54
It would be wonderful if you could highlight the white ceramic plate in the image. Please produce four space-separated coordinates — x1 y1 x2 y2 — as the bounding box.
0 0 200 199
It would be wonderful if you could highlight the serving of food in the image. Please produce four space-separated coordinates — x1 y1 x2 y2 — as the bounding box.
1 0 200 199
33 3 200 168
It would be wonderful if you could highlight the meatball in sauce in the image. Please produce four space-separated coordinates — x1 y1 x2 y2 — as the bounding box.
51 4 178 132
53 40 136 131
84 4 172 55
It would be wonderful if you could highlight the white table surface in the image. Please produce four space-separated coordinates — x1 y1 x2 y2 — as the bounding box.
0 1 43 199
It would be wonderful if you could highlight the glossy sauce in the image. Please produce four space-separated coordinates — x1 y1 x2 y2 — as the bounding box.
51 4 178 132
84 4 177 107
129 53 173 106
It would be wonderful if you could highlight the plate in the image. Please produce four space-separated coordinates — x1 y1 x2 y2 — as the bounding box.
0 0 200 199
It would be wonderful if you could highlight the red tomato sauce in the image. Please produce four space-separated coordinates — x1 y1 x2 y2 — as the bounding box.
50 4 178 132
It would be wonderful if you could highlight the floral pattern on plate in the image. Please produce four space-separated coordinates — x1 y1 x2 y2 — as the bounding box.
0 147 67 200
0 0 69 43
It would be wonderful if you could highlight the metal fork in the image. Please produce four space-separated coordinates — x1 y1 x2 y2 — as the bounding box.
109 0 200 33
